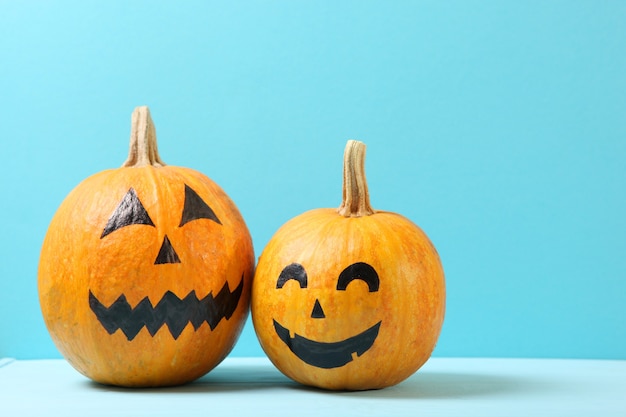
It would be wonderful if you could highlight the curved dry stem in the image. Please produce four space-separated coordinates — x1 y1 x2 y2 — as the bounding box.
122 106 166 167
337 140 375 217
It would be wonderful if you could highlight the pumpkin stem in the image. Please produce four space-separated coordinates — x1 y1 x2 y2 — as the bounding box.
122 106 166 167
337 140 375 217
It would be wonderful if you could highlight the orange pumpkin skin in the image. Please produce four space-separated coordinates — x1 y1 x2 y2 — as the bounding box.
38 108 254 387
251 142 445 390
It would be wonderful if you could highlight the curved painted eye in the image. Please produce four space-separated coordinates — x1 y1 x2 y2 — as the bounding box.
276 263 308 289
179 184 221 226
101 188 155 238
336 262 379 292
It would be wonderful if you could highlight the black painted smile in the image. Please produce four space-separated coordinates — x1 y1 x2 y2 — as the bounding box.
273 319 382 369
89 276 244 341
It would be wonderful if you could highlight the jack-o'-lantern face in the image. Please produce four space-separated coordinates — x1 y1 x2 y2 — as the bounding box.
38 106 255 387
272 262 381 369
39 167 254 387
89 184 243 341
260 258 384 371
251 208 445 391
251 140 445 391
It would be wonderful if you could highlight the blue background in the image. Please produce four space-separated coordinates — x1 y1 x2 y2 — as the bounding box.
1 1 624 360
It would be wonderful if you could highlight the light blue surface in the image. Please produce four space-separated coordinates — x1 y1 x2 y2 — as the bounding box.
0 1 624 360
1 357 625 417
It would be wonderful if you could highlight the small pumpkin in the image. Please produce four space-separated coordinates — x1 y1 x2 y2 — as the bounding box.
38 106 254 387
251 140 445 390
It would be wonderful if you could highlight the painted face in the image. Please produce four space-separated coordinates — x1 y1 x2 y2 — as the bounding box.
88 184 243 341
271 262 381 369
38 107 256 387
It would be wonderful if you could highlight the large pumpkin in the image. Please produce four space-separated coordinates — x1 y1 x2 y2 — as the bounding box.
251 140 445 390
38 106 254 387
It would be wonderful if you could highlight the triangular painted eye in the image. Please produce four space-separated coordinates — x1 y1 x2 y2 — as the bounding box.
101 188 155 238
179 184 221 227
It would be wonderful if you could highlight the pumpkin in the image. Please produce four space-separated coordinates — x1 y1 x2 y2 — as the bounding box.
38 106 254 387
251 140 445 390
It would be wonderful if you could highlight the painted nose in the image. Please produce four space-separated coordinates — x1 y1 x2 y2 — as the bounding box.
310 299 325 319
154 235 181 264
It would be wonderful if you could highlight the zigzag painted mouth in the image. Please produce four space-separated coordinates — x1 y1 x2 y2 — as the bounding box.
273 319 381 369
89 276 244 341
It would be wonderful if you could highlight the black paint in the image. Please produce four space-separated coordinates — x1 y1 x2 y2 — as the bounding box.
101 188 155 238
179 184 221 227
337 262 379 292
310 299 325 319
154 235 181 264
276 263 308 289
273 319 381 369
89 275 244 340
